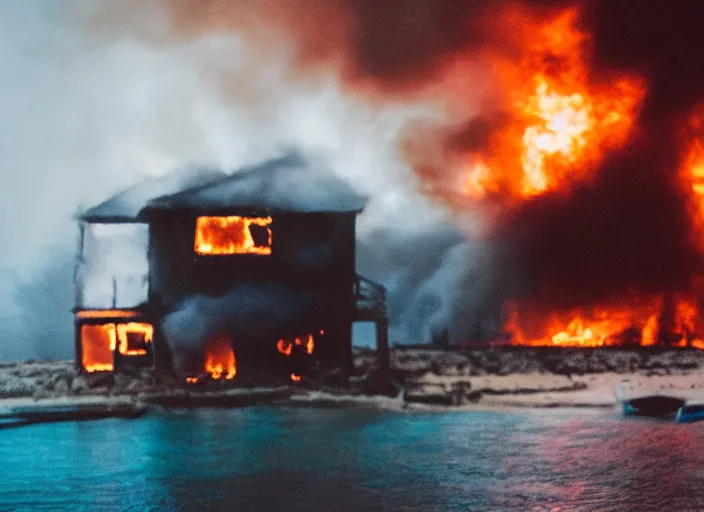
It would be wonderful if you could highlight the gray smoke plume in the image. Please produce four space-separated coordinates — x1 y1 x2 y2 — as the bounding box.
1 2 482 360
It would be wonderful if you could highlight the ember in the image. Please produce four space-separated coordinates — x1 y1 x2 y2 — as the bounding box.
194 216 272 255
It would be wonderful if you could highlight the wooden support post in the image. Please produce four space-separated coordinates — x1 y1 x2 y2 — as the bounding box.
376 317 389 371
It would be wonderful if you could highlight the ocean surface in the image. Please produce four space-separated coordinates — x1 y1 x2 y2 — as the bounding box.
1 406 704 511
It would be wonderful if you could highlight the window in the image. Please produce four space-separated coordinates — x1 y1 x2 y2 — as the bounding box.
80 321 153 372
194 216 272 255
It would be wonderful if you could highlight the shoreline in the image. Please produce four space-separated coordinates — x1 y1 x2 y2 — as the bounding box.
3 348 704 422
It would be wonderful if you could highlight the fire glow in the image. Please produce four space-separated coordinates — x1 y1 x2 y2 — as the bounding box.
80 321 153 372
203 335 237 380
500 109 704 349
276 334 315 357
503 295 704 349
194 216 272 255
81 324 115 373
462 7 645 201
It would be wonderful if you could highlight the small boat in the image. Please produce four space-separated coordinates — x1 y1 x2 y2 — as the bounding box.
615 382 686 419
621 395 686 418
675 404 704 424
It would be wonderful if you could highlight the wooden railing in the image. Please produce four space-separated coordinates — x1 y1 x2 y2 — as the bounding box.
353 275 387 320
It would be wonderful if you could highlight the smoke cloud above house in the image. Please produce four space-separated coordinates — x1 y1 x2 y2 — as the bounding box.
9 1 703 359
0 1 454 359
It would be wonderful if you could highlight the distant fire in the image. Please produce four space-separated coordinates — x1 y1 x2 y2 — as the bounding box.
290 374 301 383
504 295 704 349
194 216 272 255
203 335 237 380
462 7 645 202
80 321 153 372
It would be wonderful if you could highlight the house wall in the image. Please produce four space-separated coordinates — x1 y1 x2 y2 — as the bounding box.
146 210 358 371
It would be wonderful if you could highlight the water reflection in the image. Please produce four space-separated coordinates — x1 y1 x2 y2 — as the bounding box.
1 408 703 511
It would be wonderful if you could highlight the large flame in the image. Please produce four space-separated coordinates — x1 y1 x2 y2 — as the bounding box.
683 106 704 240
498 107 704 350
203 334 237 380
504 295 704 349
194 216 272 255
462 7 645 201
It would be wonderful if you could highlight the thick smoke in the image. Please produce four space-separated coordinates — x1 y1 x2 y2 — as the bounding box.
1 1 451 360
10 0 704 359
161 283 317 372
155 0 704 335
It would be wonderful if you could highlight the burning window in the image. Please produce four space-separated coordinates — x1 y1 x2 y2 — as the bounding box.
116 323 153 356
81 324 116 373
80 321 153 372
194 216 272 255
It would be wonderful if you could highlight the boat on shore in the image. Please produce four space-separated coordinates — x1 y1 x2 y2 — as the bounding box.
621 395 686 418
615 382 686 419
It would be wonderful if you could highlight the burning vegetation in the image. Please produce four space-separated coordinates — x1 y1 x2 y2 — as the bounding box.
194 216 272 255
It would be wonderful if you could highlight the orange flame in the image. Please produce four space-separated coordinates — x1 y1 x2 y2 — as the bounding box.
81 324 115 372
116 322 152 356
276 338 293 356
76 310 141 319
203 335 237 380
682 106 704 246
81 321 154 372
290 374 301 382
194 216 272 255
504 295 704 348
277 334 315 356
463 7 645 201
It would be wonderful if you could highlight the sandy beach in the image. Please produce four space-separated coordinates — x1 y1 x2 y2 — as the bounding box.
3 348 704 416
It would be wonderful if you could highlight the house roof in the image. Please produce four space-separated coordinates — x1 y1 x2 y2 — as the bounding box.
78 167 227 223
139 151 368 216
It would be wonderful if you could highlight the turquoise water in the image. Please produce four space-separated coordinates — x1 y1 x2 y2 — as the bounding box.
1 407 704 511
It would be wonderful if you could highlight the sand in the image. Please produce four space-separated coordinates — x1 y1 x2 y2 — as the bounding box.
3 349 704 415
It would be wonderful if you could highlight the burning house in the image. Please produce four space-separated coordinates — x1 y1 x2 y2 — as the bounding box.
73 152 388 381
